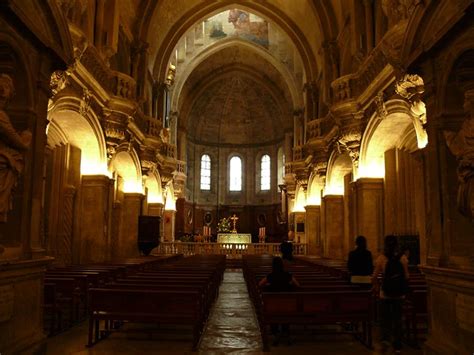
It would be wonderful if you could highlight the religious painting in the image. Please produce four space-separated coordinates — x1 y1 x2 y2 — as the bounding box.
228 10 269 48
205 9 269 48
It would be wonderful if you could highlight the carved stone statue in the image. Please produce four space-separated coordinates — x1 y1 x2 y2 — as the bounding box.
396 74 428 148
0 74 31 222
444 90 474 220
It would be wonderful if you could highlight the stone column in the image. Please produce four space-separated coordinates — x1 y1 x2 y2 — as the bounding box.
78 175 112 263
305 205 321 256
163 210 176 242
284 131 293 161
351 178 384 255
116 193 142 258
321 195 344 259
148 203 164 241
364 0 374 52
343 173 354 260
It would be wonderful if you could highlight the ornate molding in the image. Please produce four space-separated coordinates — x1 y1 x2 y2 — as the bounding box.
50 70 69 97
338 130 362 168
396 73 428 147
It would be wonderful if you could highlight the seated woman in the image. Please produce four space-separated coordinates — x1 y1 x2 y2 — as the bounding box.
258 257 299 345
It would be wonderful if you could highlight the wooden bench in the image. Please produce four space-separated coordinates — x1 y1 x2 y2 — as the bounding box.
260 290 373 350
87 288 204 350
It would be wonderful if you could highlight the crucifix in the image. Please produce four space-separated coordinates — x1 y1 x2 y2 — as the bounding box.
230 214 239 234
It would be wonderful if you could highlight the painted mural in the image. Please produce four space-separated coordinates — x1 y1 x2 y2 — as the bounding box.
207 9 269 48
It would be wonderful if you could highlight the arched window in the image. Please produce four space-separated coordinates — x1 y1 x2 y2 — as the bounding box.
200 154 211 190
229 156 242 191
261 154 271 190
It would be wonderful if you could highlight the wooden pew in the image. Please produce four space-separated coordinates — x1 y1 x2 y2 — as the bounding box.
88 288 204 350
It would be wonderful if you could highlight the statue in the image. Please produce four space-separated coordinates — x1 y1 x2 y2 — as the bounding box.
444 90 474 220
0 74 31 222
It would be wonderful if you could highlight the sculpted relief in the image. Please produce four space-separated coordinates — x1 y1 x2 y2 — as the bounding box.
0 74 31 223
444 90 474 220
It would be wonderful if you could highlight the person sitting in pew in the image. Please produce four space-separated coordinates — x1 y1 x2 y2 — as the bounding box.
280 241 294 266
258 257 300 346
347 235 373 284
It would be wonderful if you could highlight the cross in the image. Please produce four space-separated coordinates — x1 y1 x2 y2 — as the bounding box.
230 214 239 233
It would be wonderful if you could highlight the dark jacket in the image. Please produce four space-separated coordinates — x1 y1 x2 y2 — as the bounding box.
347 248 373 276
266 271 293 292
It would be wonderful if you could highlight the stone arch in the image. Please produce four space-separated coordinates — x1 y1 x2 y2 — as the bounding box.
47 97 108 175
110 146 143 194
170 38 303 112
306 171 324 206
145 169 164 204
293 184 307 212
359 99 419 178
144 1 321 84
326 151 352 195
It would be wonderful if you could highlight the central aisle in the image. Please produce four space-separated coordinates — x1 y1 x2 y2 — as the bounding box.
199 270 263 352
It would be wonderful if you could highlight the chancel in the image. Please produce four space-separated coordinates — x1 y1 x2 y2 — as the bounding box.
0 1 473 354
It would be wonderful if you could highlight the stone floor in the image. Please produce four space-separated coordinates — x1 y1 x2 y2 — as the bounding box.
32 270 424 354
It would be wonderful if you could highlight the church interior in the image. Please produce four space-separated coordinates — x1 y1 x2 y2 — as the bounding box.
0 0 473 354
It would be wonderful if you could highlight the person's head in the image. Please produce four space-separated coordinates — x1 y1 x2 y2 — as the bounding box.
401 246 410 258
355 236 367 250
272 256 284 273
280 241 293 260
383 235 399 258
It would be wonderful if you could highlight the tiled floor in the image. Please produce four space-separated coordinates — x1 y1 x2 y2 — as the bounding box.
34 270 424 354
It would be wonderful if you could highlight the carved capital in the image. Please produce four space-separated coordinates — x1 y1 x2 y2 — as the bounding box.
50 70 69 97
374 91 388 120
338 130 362 167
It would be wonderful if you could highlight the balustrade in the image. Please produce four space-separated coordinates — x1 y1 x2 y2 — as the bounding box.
154 242 307 258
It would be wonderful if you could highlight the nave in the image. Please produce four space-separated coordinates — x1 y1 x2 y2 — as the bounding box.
37 255 424 355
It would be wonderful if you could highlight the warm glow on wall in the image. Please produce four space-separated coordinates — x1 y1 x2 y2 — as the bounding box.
147 192 164 204
164 188 176 211
80 159 109 176
323 185 344 196
306 190 321 206
122 180 144 194
358 160 385 179
292 186 306 212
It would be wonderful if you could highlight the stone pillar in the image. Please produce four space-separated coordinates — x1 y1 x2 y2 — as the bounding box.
321 195 344 259
305 205 321 256
148 203 164 241
351 178 384 255
364 0 374 52
116 193 142 258
343 173 354 260
0 257 53 353
78 175 111 263
163 210 176 242
284 132 293 161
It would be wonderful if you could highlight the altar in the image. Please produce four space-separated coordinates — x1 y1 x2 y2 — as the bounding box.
217 233 252 244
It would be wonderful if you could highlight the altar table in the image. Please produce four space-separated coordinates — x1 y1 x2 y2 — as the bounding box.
217 233 252 244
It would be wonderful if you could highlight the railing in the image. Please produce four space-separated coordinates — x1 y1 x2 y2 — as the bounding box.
160 143 176 159
292 145 304 161
154 242 307 259
111 71 136 100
